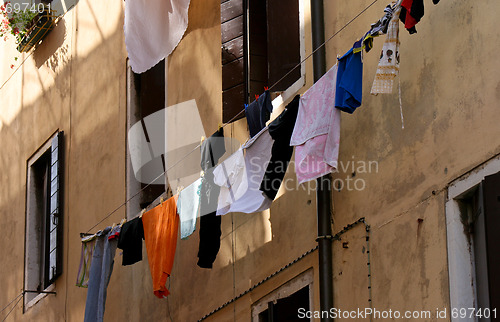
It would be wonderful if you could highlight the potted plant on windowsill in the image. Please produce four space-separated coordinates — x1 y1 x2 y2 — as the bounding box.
0 1 56 55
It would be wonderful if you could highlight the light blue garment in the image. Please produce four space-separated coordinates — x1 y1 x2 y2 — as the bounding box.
84 225 120 322
177 178 202 239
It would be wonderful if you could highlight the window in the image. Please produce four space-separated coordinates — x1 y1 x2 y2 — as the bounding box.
126 59 168 218
252 270 313 322
221 0 304 123
24 131 64 309
446 158 500 321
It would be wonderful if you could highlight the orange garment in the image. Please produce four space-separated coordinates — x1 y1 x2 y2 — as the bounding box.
142 195 179 298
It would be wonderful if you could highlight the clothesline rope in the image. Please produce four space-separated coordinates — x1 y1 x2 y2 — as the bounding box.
84 0 385 234
1 293 23 322
0 292 23 315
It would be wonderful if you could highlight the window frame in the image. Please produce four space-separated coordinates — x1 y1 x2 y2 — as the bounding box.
24 130 63 311
251 269 313 322
446 156 500 321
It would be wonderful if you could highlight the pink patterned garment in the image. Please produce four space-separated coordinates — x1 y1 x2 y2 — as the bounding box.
290 65 341 184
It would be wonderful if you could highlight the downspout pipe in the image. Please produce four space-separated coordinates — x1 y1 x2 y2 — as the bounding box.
310 0 334 321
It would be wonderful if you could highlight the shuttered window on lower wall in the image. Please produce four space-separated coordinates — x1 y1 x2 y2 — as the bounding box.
457 171 500 318
24 131 64 309
477 172 500 316
221 0 301 123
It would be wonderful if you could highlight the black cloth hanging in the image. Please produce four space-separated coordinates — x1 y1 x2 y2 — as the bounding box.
197 128 225 269
117 216 144 266
260 95 300 200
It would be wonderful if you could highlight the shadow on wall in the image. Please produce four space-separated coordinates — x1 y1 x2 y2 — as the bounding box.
0 5 129 320
34 19 68 69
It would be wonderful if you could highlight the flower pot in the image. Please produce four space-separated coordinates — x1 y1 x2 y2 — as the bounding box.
16 9 56 53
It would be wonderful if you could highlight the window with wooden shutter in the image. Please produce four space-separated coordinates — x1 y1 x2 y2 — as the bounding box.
221 0 302 123
47 131 63 284
480 172 500 314
221 0 246 123
452 171 500 318
24 130 64 309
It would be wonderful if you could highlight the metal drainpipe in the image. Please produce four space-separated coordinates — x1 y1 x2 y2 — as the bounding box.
310 0 334 321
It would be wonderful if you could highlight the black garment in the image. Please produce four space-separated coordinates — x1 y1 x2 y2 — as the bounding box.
198 128 225 269
117 217 144 266
245 90 273 138
260 95 300 200
400 0 424 34
197 212 221 269
200 128 225 172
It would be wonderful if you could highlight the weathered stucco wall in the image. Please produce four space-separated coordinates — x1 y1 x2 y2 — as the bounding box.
324 0 499 319
0 0 128 319
1 0 499 321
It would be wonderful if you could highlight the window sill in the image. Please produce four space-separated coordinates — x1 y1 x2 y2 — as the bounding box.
24 284 55 313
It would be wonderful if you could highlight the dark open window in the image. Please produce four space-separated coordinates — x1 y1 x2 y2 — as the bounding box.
25 131 64 307
221 0 301 123
126 60 168 217
258 286 310 322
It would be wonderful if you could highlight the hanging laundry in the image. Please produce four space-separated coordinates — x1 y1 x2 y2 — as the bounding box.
124 0 191 73
371 5 402 95
117 217 144 266
363 2 396 52
198 128 226 269
260 95 300 200
290 65 341 184
336 40 363 114
400 0 423 34
245 90 273 138
142 196 179 298
213 126 273 216
84 226 121 322
213 148 247 215
76 234 97 288
177 178 202 239
368 3 396 37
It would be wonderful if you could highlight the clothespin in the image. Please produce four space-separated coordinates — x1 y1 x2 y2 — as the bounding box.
244 103 248 110
255 94 259 100
264 86 269 91
201 136 206 144
119 218 127 227
200 170 204 178
160 196 164 204
139 209 146 218
176 186 184 196
111 222 117 229
218 122 223 131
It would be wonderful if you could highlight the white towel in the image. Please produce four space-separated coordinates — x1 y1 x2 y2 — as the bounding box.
124 0 191 73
